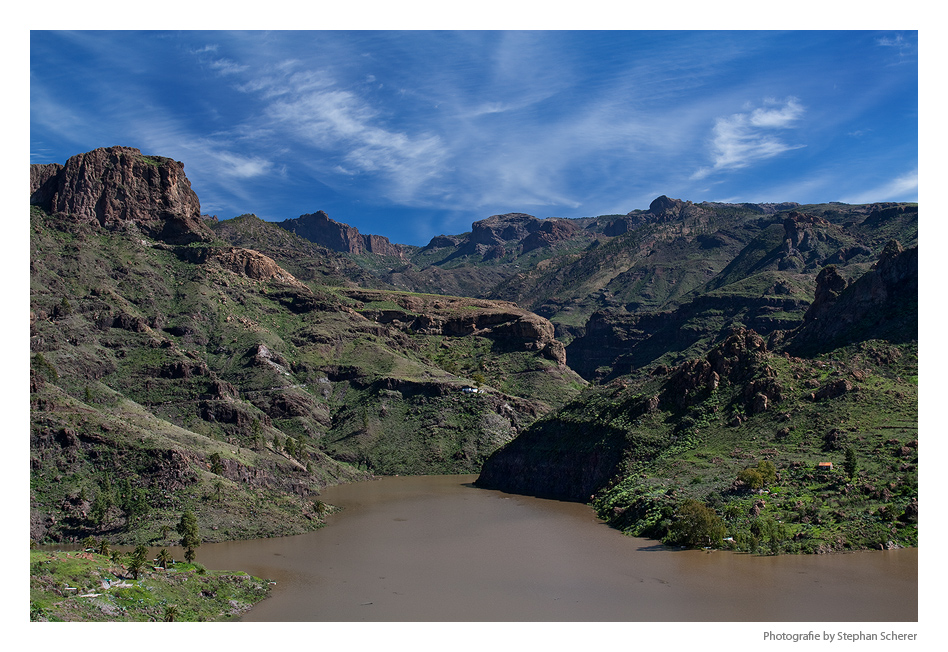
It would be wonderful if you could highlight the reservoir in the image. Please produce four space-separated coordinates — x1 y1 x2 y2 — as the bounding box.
196 474 917 622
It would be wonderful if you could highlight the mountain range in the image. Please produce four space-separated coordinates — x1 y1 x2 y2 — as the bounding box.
30 146 917 554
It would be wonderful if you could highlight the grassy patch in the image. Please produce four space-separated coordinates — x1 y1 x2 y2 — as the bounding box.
30 550 270 622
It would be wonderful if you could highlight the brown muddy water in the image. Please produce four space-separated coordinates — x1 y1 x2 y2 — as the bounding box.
195 474 916 622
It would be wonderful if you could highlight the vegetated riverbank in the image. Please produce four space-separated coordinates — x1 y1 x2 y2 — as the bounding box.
479 336 919 554
29 548 272 622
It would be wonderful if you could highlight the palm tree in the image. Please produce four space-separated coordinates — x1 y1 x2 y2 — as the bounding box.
127 555 144 580
164 604 179 622
133 544 149 562
98 540 111 558
157 548 171 569
177 511 201 564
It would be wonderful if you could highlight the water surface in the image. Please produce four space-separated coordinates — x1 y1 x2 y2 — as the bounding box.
197 475 917 622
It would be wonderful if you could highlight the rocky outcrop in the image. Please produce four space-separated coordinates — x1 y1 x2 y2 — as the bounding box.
30 146 212 244
470 213 538 245
784 211 831 250
425 234 462 248
786 242 918 355
646 195 713 222
601 196 714 236
661 328 781 413
804 265 849 324
779 211 840 270
175 246 309 289
521 219 577 252
339 288 568 365
566 291 809 380
278 210 405 258
421 213 578 258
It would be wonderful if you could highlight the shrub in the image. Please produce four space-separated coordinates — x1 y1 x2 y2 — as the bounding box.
738 468 764 490
664 499 727 548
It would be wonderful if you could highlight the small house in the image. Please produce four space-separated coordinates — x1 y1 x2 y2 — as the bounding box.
817 462 833 471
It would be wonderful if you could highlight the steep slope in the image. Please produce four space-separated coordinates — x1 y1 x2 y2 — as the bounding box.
563 203 917 379
29 148 584 546
477 246 918 553
783 241 918 355
212 213 394 289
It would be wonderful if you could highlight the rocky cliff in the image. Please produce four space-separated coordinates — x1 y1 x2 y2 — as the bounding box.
477 326 783 500
30 146 213 245
783 241 918 355
420 212 580 259
602 195 714 236
278 210 406 258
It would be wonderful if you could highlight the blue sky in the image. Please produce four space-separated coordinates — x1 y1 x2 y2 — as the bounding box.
30 30 917 246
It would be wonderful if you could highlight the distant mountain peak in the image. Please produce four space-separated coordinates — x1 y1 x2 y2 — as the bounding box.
277 211 406 259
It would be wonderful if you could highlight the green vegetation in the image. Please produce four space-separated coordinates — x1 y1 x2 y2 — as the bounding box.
577 338 919 554
176 511 201 562
29 205 582 546
31 153 918 567
30 549 270 622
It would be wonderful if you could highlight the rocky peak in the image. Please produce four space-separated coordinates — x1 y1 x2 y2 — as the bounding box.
641 195 711 225
470 213 541 245
649 195 684 215
30 146 212 245
424 234 462 249
875 240 905 269
278 211 405 259
663 327 779 412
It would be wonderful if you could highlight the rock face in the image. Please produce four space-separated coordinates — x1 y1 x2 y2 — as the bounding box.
787 242 918 355
30 146 212 244
278 210 405 258
422 212 578 257
476 429 625 501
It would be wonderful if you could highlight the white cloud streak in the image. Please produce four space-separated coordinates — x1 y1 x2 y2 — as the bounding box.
220 59 450 203
208 58 249 75
841 169 918 204
692 98 806 180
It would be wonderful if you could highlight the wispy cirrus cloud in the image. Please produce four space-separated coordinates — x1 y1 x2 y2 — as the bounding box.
841 168 918 204
692 97 806 180
208 58 249 76
209 56 450 204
